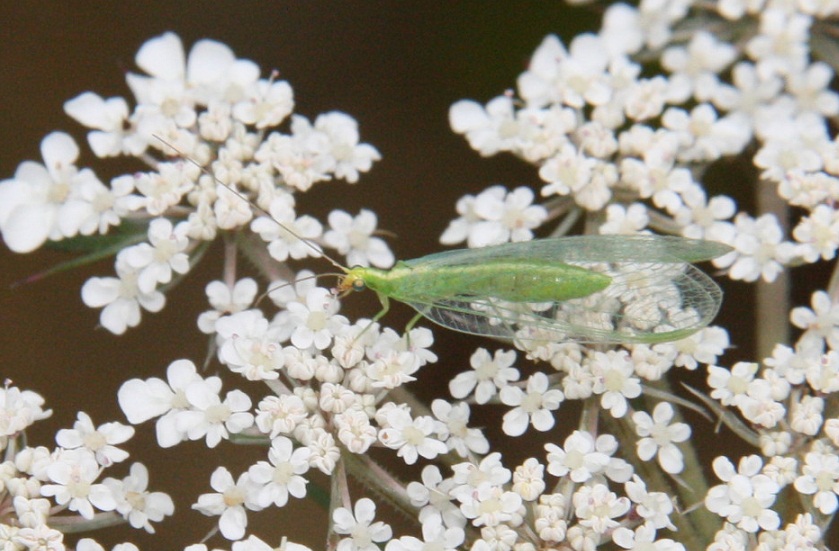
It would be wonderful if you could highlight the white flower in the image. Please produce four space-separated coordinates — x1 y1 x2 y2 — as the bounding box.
13 524 64 551
64 92 143 157
103 462 174 533
233 79 294 129
318 382 358 414
176 384 254 448
12 496 51 528
40 449 117 520
0 132 103 253
119 218 191 294
385 514 464 551
518 34 612 109
705 455 780 532
789 395 824 436
193 467 260 541
251 194 324 262
791 290 839 351
472 525 520 551
303 428 340 475
763 343 810 385
449 348 519 405
117 359 208 447
599 203 649 235
449 453 511 497
662 31 736 101
793 204 839 262
363 348 420 389
794 450 839 514
457 483 522 528
713 61 783 118
254 394 308 438
630 343 677 380
285 288 348 351
660 325 729 371
0 132 119 253
620 144 692 212
623 76 669 122
708 361 758 407
737 379 786 428
589 350 641 418
129 32 260 129
253 129 325 192
231 535 306 551
81 255 166 335
430 399 489 457
247 436 310 508
671 185 736 240
573 483 630 534
624 475 677 530
210 180 252 231
440 185 547 248
309 112 381 184
746 9 811 77
448 96 536 157
406 465 464 529
716 213 797 282
539 144 607 210
0 386 52 438
788 61 839 116
439 189 479 246
805 350 839 393
499 372 564 436
535 493 568 543
545 431 632 484
378 407 447 465
632 402 690 474
760 431 793 457
333 409 377 454
216 309 286 381
512 457 545 501
256 112 379 190
197 277 258 334
133 162 198 217
324 209 394 268
779 513 822 548
59 172 131 238
55 411 134 467
332 498 392 551
662 104 751 162
268 269 319 310
613 523 684 551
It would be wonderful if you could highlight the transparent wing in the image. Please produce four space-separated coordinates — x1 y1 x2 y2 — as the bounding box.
405 235 732 270
407 259 723 344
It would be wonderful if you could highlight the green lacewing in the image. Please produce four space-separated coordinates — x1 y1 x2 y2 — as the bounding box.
158 138 730 345
336 235 730 345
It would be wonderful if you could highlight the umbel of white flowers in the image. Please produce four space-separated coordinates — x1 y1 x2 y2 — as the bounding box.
2 0 839 549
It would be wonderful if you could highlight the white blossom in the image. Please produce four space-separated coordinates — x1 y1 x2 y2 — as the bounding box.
632 402 690 474
332 498 392 551
705 455 780 532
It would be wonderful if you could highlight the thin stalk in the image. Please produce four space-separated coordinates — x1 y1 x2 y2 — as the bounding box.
755 179 790 359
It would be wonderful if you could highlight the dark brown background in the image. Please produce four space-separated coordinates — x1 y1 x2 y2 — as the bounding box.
0 2 820 550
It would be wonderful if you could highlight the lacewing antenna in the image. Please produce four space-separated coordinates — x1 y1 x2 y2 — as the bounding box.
152 135 349 273
255 271 347 306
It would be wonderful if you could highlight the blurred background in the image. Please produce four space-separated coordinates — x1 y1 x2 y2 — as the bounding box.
0 2 805 549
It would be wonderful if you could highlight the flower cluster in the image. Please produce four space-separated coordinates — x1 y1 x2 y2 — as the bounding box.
442 0 839 548
3 0 839 547
0 32 383 335
0 384 173 549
